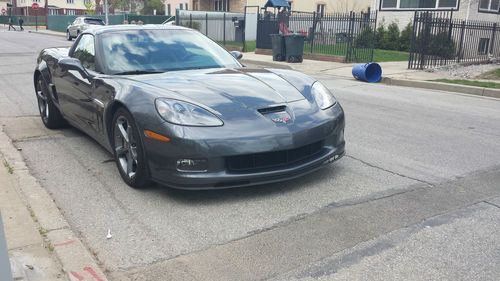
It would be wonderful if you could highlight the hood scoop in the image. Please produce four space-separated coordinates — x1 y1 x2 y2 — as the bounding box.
258 105 294 125
258 105 287 115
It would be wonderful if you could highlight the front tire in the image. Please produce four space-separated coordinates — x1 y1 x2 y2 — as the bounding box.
66 30 72 41
111 108 150 189
35 76 65 129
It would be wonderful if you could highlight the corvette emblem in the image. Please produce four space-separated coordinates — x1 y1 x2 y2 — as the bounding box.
271 115 292 124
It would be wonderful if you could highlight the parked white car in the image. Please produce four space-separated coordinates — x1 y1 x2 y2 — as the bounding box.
66 17 105 41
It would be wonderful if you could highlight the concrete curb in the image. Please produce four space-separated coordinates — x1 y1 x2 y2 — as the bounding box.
241 59 293 70
0 128 108 281
382 77 500 99
28 30 66 38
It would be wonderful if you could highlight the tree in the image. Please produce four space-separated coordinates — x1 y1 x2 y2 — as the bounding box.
84 1 96 15
375 22 386 49
141 0 164 15
399 22 413 52
112 0 131 12
383 22 400 50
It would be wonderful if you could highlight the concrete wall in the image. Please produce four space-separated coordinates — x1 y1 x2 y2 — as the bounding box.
246 0 371 13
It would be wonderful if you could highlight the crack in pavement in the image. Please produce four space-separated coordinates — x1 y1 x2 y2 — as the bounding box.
346 154 435 187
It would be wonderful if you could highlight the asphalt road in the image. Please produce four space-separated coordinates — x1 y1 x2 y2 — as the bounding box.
1 28 500 281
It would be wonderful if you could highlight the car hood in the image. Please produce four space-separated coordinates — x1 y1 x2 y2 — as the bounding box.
123 68 306 110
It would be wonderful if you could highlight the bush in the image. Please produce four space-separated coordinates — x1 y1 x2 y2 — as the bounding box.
355 27 375 48
180 21 201 31
375 23 386 49
382 22 400 50
399 22 412 52
426 32 456 59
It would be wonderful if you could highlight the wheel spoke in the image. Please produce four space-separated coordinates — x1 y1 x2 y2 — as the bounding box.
117 122 129 143
126 152 134 175
36 90 46 101
115 145 128 156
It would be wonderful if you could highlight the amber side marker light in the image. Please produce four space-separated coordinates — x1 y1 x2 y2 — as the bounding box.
144 130 171 142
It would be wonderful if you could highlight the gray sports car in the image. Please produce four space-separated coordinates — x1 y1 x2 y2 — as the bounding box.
34 25 345 189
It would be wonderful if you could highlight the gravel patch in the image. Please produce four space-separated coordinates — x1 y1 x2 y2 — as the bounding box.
424 63 500 79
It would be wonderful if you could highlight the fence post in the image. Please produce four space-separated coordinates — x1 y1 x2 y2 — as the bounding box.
371 10 377 62
490 23 497 55
189 13 192 28
457 20 466 63
346 11 355 62
310 12 316 54
223 13 226 46
409 11 418 69
205 13 208 36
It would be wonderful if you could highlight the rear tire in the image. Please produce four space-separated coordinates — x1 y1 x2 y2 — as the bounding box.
111 108 150 189
35 76 65 129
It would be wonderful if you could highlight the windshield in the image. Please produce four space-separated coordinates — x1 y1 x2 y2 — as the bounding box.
85 19 105 25
100 29 241 74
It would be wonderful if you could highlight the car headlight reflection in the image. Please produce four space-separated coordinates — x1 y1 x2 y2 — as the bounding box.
155 98 223 127
311 82 337 110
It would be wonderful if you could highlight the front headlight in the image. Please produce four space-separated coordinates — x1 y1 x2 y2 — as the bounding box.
155 98 223 127
311 82 337 110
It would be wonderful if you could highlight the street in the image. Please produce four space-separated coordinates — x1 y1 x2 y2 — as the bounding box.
1 28 500 281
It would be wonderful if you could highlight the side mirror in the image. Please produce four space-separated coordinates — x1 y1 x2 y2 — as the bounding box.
230 51 243 60
58 57 89 78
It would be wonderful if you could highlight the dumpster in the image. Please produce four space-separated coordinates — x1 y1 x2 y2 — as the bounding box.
352 63 382 83
270 34 286 61
284 34 305 63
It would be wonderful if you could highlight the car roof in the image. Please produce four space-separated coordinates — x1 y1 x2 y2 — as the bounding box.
84 24 190 35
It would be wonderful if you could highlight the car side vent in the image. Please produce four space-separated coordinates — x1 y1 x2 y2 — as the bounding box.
258 105 286 115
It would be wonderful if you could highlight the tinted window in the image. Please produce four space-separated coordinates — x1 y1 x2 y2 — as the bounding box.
84 18 105 25
100 29 240 74
73 34 96 71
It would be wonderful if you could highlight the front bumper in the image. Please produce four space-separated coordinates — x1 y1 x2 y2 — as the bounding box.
143 103 345 190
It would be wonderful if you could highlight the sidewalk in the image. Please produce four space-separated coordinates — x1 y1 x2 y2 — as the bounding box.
0 127 108 281
242 52 447 80
0 25 66 38
242 52 500 98
0 151 64 280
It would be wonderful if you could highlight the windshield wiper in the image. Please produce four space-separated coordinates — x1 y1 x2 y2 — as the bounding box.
114 70 164 75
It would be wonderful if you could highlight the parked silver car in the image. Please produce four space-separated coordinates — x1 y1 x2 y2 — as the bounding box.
66 17 105 41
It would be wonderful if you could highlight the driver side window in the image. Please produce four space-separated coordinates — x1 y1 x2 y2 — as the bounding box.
72 34 96 71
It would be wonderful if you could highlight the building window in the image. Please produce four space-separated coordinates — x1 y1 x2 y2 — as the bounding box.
380 0 459 10
214 0 229 11
66 0 74 4
179 3 183 10
478 38 490 54
288 1 292 10
167 4 171 15
316 4 325 16
185 3 188 10
479 0 500 12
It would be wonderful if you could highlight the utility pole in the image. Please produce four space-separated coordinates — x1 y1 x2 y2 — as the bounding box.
104 0 109 24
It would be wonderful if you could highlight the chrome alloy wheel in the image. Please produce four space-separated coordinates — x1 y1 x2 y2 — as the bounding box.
114 116 138 178
35 79 49 122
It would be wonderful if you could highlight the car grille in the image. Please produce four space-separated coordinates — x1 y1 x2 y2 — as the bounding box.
226 141 324 172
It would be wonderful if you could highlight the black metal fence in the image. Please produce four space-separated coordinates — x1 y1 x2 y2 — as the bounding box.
257 11 377 63
176 10 245 50
409 11 500 69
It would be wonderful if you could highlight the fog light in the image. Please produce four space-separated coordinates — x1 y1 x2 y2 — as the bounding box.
176 159 208 172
